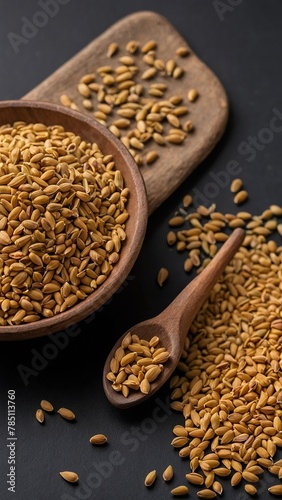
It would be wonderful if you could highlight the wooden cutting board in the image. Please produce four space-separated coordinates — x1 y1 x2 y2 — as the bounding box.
23 10 228 215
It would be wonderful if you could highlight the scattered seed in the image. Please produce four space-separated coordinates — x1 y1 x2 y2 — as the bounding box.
233 190 248 204
185 473 204 485
59 471 79 483
268 485 282 495
89 434 107 445
36 409 44 424
107 42 118 57
230 178 243 193
171 485 189 496
40 400 54 412
57 408 75 421
157 267 169 286
197 489 216 499
176 46 190 57
245 484 257 495
163 465 174 481
144 469 157 487
188 89 199 102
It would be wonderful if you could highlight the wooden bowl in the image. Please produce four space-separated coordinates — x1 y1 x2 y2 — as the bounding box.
0 100 148 340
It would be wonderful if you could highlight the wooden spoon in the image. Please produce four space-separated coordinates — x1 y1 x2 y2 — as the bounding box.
103 228 245 409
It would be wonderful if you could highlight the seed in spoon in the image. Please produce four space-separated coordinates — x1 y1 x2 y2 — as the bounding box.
106 333 170 397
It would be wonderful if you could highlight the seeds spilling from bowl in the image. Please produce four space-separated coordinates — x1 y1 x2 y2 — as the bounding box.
106 332 170 397
0 121 129 325
59 39 197 166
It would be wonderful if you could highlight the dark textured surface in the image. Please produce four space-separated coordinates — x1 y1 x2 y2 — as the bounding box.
1 1 282 499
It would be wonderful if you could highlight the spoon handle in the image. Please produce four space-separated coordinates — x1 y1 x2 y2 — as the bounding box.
157 228 245 342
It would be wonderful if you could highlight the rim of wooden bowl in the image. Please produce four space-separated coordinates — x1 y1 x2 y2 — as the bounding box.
0 100 148 340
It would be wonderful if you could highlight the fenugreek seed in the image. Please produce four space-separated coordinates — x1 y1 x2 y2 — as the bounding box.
60 94 72 107
169 216 185 227
57 408 75 421
59 471 79 483
197 489 216 499
166 134 185 144
144 469 157 487
233 190 248 204
212 481 223 495
79 73 95 84
140 379 151 394
245 484 257 495
40 400 54 412
107 42 118 57
185 473 204 485
163 465 174 481
171 485 189 496
145 365 162 382
157 267 169 286
126 40 139 53
120 352 137 366
167 231 177 245
269 204 282 216
188 89 199 102
176 46 190 57
230 178 243 193
78 83 91 97
89 434 107 445
141 40 157 53
268 485 282 495
36 409 44 423
146 151 159 164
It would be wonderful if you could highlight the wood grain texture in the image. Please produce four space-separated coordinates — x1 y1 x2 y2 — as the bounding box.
23 10 229 215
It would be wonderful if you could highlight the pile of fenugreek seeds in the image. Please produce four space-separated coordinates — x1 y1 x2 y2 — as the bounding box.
157 181 282 497
106 332 170 397
0 121 129 325
59 40 196 167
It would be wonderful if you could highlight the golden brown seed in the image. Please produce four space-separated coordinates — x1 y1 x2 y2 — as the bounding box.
57 408 75 421
245 484 257 495
144 469 157 487
141 40 157 53
40 399 54 412
197 489 216 499
157 267 169 286
185 473 204 485
169 216 184 227
36 409 44 423
89 434 107 445
60 94 72 107
188 89 199 102
107 42 118 57
59 471 79 483
268 485 282 495
167 231 177 245
126 40 139 53
233 190 248 204
146 151 159 164
163 465 174 481
230 178 243 193
176 46 190 57
171 485 189 496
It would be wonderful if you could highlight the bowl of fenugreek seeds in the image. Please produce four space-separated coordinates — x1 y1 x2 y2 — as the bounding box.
0 100 147 340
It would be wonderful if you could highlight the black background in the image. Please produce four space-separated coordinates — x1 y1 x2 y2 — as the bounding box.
1 1 282 499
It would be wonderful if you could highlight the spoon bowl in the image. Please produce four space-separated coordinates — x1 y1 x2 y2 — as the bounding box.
103 227 245 409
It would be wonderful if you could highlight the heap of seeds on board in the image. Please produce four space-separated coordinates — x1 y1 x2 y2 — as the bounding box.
60 40 197 166
0 121 129 325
